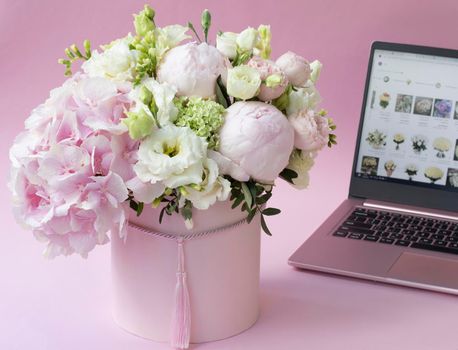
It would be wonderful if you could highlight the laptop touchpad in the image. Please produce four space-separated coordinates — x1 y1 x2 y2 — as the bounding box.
387 252 458 289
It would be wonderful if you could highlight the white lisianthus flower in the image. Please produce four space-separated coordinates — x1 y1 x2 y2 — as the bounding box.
285 150 315 189
286 82 321 116
216 32 238 59
126 177 166 204
236 27 259 52
226 66 261 100
276 51 311 87
309 60 323 83
134 125 207 188
183 158 231 210
157 42 229 98
82 35 138 82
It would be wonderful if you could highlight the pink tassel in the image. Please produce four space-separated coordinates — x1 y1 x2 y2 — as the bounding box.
171 237 191 349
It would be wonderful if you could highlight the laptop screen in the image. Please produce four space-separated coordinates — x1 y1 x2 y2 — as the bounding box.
355 49 458 193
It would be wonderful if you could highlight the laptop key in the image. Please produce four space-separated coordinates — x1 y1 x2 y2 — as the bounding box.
333 231 348 238
380 238 395 244
363 235 378 242
348 233 363 240
344 221 372 229
395 240 410 247
418 238 433 244
410 243 458 255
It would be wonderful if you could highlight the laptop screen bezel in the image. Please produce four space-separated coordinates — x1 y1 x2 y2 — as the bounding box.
349 41 458 212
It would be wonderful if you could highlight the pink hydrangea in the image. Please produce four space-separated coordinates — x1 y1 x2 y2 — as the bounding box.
9 74 137 258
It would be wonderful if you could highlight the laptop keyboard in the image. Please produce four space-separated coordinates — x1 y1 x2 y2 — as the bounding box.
333 207 458 255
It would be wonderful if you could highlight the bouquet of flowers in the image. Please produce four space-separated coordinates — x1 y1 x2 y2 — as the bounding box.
366 129 386 149
405 164 418 180
362 157 378 175
424 167 444 184
433 137 451 158
8 5 336 258
411 135 427 154
393 133 405 150
379 92 390 109
433 99 452 118
384 160 396 177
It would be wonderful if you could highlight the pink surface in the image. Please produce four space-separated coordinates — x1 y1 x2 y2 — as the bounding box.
1 0 457 349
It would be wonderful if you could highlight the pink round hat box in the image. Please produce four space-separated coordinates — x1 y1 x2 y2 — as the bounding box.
111 200 261 344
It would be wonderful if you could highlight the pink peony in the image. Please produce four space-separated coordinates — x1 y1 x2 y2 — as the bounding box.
246 56 288 101
288 109 331 152
218 101 294 183
276 51 311 87
157 42 229 98
9 74 134 258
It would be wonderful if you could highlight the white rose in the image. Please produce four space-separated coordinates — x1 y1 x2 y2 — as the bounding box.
226 65 261 100
157 42 229 98
309 60 322 83
183 158 231 210
276 51 311 87
286 82 321 116
134 125 207 188
82 36 138 82
216 32 238 59
236 27 258 52
285 150 315 189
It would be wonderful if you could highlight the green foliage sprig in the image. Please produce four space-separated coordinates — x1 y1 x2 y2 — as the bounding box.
58 40 92 76
229 179 280 235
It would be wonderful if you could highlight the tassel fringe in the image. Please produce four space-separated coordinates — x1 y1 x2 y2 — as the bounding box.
171 238 191 349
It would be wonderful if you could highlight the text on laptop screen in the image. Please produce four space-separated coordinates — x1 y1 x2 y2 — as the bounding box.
355 49 458 192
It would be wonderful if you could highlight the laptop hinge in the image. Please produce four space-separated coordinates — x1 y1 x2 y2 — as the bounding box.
363 200 458 221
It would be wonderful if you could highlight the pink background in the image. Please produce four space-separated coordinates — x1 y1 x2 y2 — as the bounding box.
1 0 458 349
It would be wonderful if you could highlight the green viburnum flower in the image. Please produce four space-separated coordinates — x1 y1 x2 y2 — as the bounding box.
130 5 190 84
123 108 155 140
174 97 226 149
134 5 156 37
256 24 271 59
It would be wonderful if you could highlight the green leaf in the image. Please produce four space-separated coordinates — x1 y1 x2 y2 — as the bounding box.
261 215 272 236
241 182 252 209
247 182 257 204
262 207 281 216
247 209 257 223
279 168 298 184
231 196 243 209
136 202 144 216
129 199 138 212
256 192 272 205
181 200 193 220
215 75 231 108
159 206 167 224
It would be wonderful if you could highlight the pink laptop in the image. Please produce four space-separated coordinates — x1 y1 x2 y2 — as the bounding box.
289 42 458 295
